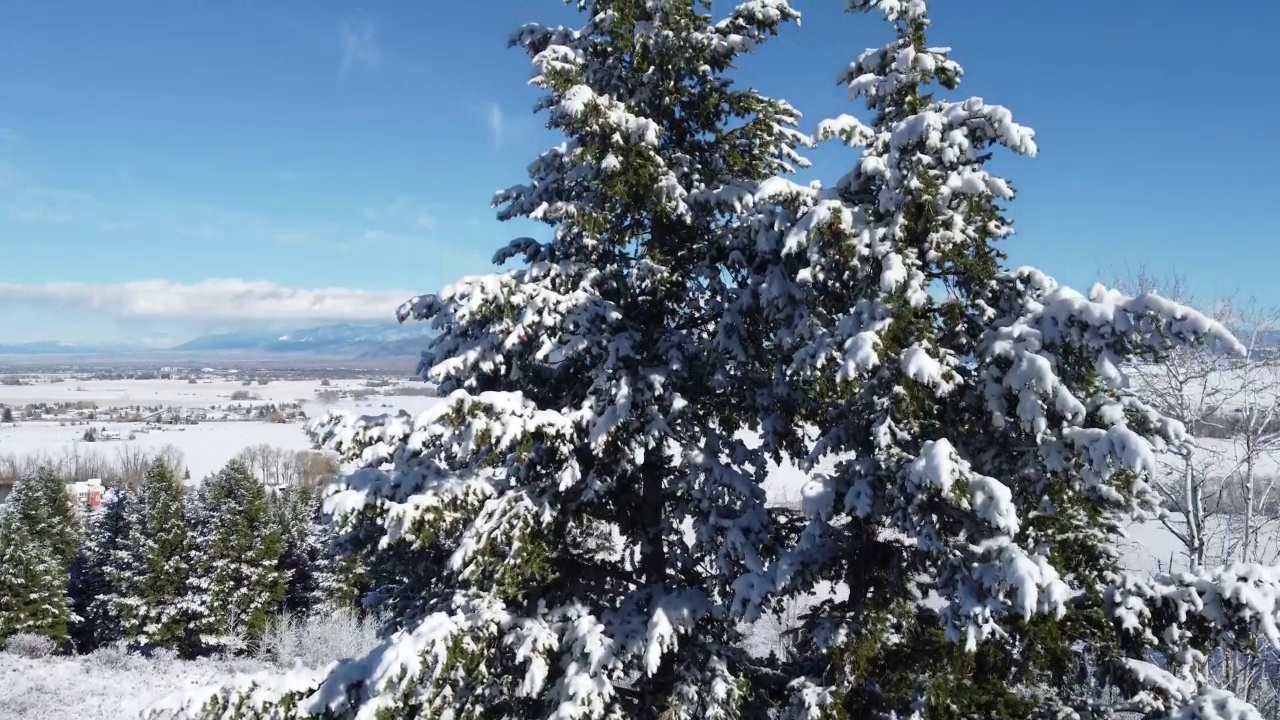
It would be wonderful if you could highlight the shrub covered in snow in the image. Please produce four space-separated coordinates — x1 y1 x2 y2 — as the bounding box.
0 643 272 720
256 606 379 670
3 632 56 659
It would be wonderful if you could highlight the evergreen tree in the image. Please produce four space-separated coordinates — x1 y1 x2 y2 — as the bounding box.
272 485 328 616
143 4 1280 720
118 460 192 652
0 510 70 644
177 478 219 658
191 459 285 654
69 488 135 651
314 531 364 613
727 2 1280 719
10 465 80 571
164 1 810 717
304 487 366 614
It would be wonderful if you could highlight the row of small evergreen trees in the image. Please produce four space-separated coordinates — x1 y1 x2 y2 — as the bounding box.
0 459 346 657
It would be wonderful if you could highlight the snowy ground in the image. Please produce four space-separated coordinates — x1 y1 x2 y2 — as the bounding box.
0 376 443 417
0 378 445 480
0 421 313 481
0 648 271 720
0 378 369 409
0 607 381 720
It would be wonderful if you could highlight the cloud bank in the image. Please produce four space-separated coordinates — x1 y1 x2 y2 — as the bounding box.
0 279 416 323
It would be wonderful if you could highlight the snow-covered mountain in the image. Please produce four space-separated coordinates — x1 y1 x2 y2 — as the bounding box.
174 322 434 357
0 323 434 358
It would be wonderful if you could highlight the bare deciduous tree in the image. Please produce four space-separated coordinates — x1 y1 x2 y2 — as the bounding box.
1119 269 1242 568
1118 267 1280 712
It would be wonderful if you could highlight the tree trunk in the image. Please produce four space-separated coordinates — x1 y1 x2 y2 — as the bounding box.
639 448 666 587
1243 444 1256 564
1185 453 1204 569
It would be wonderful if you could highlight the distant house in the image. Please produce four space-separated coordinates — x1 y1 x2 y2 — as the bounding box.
66 478 104 513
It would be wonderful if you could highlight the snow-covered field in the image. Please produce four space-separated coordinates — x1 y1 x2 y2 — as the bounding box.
0 376 443 416
0 421 313 481
0 378 366 409
0 601 382 720
0 649 270 720
0 378 445 480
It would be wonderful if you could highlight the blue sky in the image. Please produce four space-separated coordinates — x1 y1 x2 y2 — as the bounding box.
0 1 1276 344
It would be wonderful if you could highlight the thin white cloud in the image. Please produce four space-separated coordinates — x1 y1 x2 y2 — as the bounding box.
362 229 400 244
290 17 425 83
0 174 436 254
487 103 504 150
274 229 315 246
0 279 415 323
338 20 382 78
0 176 358 249
364 197 436 234
3 186 128 230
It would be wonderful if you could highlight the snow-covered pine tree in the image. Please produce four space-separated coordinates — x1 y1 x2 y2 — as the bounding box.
272 485 327 616
9 465 81 571
727 2 1280 718
302 488 363 613
117 460 193 653
191 459 285 654
148 2 811 718
178 477 219 658
0 507 70 644
69 488 135 651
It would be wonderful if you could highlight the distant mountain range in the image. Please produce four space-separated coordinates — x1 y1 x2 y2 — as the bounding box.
8 324 1270 360
0 322 434 358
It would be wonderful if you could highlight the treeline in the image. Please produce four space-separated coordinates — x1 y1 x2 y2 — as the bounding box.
0 444 338 491
0 459 355 657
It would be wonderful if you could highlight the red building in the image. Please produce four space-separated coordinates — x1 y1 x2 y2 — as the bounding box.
66 478 104 513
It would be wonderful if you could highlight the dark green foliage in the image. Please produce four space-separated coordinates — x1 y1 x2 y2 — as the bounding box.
272 485 329 616
192 459 286 653
0 510 70 644
177 480 219 658
9 465 80 571
69 488 135 651
118 460 194 652
0 468 76 648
